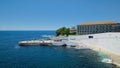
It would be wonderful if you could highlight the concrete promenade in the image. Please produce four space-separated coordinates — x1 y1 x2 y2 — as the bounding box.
19 40 53 46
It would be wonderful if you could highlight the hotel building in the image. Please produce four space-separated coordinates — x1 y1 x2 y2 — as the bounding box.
77 22 120 35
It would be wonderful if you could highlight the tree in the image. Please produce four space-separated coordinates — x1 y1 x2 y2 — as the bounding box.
65 28 70 36
56 27 68 36
56 27 76 36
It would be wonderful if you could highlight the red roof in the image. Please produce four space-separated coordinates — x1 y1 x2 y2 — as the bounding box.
79 22 118 26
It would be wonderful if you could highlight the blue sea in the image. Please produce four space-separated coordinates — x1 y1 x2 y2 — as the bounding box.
0 31 117 68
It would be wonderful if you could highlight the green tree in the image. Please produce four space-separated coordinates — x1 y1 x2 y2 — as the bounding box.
65 28 70 36
56 27 76 36
56 27 67 36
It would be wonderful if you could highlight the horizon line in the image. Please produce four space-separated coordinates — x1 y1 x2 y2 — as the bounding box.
0 30 56 31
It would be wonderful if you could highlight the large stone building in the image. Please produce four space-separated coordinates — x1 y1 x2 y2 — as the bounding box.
77 22 120 35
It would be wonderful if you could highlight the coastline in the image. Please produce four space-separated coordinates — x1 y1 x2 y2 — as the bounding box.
86 44 120 67
68 33 120 67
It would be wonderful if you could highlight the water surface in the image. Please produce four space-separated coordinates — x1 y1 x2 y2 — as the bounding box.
0 31 116 68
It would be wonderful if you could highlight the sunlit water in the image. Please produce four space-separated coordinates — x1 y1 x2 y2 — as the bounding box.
0 31 117 68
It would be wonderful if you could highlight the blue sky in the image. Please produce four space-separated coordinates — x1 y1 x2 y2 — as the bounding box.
0 0 120 30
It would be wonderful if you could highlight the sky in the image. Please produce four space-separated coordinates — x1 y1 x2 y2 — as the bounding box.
0 0 120 30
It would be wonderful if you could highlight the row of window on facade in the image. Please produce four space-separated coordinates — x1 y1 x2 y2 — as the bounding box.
77 24 112 28
77 28 112 31
77 24 120 35
78 31 112 34
77 25 112 30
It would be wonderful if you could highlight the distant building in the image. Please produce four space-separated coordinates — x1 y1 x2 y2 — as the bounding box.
77 22 120 35
70 27 76 33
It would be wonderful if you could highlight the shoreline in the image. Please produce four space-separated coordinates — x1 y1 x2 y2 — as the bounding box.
86 44 120 67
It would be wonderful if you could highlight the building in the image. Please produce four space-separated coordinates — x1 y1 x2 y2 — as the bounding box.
77 22 120 35
70 27 76 33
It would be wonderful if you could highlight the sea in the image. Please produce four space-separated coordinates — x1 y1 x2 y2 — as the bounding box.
0 31 118 68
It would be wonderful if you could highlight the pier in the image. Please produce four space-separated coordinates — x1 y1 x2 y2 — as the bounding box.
19 40 54 46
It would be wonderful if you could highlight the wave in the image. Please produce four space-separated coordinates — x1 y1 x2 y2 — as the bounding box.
14 45 21 49
41 35 54 38
101 58 112 63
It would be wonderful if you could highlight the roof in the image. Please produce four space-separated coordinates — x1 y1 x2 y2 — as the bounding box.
78 22 119 26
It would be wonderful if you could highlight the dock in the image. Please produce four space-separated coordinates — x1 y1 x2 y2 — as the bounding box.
19 40 54 46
